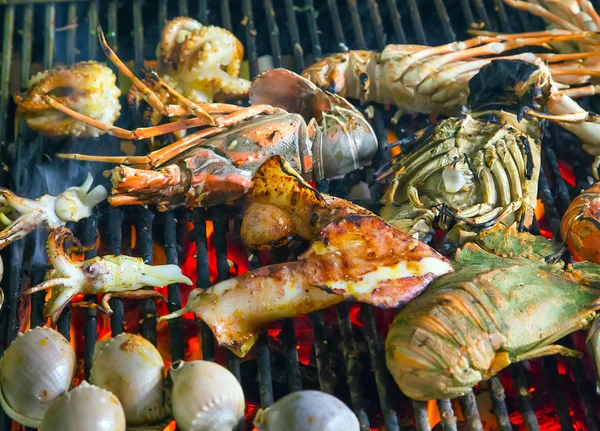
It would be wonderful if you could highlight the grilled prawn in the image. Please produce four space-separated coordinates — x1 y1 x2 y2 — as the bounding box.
14 61 121 138
380 59 556 243
50 28 376 210
23 227 192 324
386 226 600 400
160 156 452 357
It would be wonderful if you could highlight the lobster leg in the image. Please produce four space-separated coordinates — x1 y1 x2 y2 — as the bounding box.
513 344 583 362
559 84 600 98
44 95 217 140
501 0 583 32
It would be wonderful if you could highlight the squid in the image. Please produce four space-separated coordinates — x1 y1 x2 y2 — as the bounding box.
160 155 453 357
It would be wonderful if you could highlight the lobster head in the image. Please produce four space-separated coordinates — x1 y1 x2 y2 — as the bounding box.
250 68 377 180
467 59 553 115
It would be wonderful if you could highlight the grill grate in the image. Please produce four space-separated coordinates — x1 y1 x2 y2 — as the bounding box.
0 1 599 431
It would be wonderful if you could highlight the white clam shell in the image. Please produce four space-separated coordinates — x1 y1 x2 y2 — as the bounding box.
169 360 245 431
0 326 76 428
253 390 360 431
41 381 126 431
90 333 165 426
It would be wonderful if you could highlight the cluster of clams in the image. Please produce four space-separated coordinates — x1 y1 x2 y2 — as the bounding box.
0 327 359 430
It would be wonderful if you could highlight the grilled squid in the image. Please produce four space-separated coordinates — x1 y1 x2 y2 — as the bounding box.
0 173 107 250
157 17 250 103
24 227 192 324
160 156 452 357
14 61 121 138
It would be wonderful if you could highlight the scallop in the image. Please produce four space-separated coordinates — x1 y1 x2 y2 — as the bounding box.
169 360 245 431
253 390 360 431
90 333 165 426
0 326 76 428
40 381 126 431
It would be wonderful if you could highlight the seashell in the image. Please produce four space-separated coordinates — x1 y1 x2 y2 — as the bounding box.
41 381 126 431
0 326 76 428
169 360 245 431
90 333 165 426
253 390 360 431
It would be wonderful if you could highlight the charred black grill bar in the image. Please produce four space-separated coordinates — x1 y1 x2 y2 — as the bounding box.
0 1 599 430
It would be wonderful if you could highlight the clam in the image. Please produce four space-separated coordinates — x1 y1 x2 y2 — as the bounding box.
169 360 245 431
90 333 166 427
253 390 360 431
0 326 76 428
40 381 126 431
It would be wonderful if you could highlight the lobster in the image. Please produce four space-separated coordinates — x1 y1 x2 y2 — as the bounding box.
379 59 553 244
48 28 377 210
160 156 452 357
386 224 600 400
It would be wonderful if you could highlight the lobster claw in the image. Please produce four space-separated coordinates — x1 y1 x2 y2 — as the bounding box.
250 68 377 180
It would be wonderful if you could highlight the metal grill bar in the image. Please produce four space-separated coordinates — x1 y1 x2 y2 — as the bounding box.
107 206 125 336
385 0 406 44
284 0 305 71
407 0 427 45
164 211 184 362
346 0 367 50
433 0 456 42
82 213 99 379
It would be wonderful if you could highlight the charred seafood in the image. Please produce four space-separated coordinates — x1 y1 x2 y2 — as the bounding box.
155 17 250 103
561 181 600 264
14 61 121 138
55 59 376 210
386 227 600 400
380 59 554 243
160 155 452 357
23 227 192 324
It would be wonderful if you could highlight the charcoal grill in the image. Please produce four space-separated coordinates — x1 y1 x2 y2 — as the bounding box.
0 0 600 430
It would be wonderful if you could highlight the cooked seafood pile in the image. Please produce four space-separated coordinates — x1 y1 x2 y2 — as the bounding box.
160 156 452 356
5 2 600 428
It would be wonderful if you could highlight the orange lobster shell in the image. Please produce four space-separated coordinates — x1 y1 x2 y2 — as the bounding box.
561 182 600 264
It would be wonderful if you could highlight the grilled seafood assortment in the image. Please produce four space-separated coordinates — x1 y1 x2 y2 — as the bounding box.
380 59 547 243
386 229 600 400
23 227 192 324
54 62 376 210
561 181 600 264
14 61 121 138
159 156 452 357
